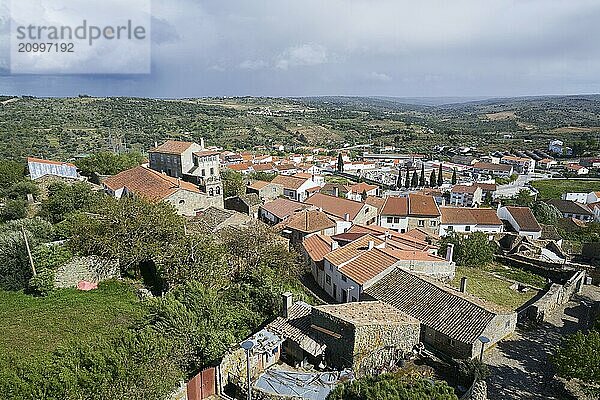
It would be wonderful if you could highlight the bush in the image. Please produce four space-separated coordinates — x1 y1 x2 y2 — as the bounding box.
0 199 27 222
28 268 55 297
552 330 600 386
7 180 40 200
457 359 490 386
326 373 458 400
439 232 495 267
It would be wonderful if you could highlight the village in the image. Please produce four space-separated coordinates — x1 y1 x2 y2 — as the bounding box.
18 136 600 400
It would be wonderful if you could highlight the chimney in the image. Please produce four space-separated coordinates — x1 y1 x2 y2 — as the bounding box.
368 240 374 250
177 178 181 187
154 140 158 148
446 243 454 262
331 240 339 251
281 292 293 318
344 213 350 221
334 187 339 197
460 277 468 293
200 137 205 149
441 197 446 206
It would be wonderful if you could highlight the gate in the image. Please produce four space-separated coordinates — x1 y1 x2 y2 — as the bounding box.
187 367 216 400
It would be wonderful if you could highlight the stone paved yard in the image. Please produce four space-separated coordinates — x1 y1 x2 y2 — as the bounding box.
484 285 600 400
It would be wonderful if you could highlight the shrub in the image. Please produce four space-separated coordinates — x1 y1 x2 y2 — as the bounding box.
28 268 55 297
0 199 27 222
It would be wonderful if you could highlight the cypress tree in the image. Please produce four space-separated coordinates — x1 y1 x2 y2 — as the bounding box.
396 171 403 189
437 163 443 186
452 167 457 185
411 171 419 188
429 170 436 188
405 166 411 188
419 164 425 187
337 153 344 172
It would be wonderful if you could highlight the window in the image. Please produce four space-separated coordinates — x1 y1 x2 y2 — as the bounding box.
193 156 198 167
202 169 206 177
430 220 436 227
341 275 347 282
465 225 471 232
210 167 214 175
393 217 400 223
447 226 454 232
418 220 425 227
329 265 333 271
209 188 214 196
386 217 393 223
505 320 511 329
325 275 331 285
216 186 221 195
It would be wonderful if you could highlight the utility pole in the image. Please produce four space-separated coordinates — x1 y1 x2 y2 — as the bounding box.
21 226 36 276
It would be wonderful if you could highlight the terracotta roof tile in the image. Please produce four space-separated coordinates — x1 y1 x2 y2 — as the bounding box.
441 207 502 225
280 210 335 233
103 166 199 201
348 182 378 194
505 206 541 232
149 140 195 155
408 193 441 217
27 157 76 167
473 162 513 172
302 234 333 262
260 198 310 220
381 196 408 216
272 174 309 190
304 193 365 220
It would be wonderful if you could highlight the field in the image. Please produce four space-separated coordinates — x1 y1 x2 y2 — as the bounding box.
451 266 540 310
531 179 600 200
0 280 143 362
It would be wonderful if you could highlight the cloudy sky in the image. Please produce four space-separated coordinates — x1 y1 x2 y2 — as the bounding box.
1 0 600 98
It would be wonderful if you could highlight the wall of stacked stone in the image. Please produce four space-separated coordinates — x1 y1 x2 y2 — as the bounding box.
352 323 420 376
54 256 120 288
460 380 487 400
527 270 586 322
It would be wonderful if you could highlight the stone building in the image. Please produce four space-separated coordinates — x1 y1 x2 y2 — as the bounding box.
148 139 223 205
102 166 222 215
310 301 420 375
267 294 420 376
246 180 284 201
364 269 517 359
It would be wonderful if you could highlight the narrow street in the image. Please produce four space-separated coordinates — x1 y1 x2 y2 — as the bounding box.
485 285 600 400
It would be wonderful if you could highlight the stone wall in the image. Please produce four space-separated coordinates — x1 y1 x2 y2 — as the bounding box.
525 270 586 322
310 308 420 376
54 256 120 288
461 380 487 400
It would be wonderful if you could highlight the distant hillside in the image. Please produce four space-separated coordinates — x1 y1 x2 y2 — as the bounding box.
0 95 599 161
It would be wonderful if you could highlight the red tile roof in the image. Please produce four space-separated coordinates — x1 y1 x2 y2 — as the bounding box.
260 198 310 220
408 193 440 217
272 174 309 190
302 234 333 262
103 166 199 201
505 206 541 232
381 196 408 216
304 193 365 220
441 207 502 226
278 210 335 233
348 182 378 194
149 140 195 155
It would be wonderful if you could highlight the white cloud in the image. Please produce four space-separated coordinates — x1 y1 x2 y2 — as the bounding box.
238 59 268 70
275 44 328 70
367 72 391 82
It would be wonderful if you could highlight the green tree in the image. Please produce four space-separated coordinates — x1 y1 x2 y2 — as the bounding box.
337 153 344 172
0 199 27 222
7 180 39 200
552 330 600 387
531 201 562 225
404 167 411 188
327 373 458 400
66 196 185 278
429 170 437 188
0 160 25 191
439 232 495 266
451 168 457 185
74 151 145 177
512 189 535 208
221 168 245 198
40 182 103 223
437 163 443 186
411 171 419 188
419 164 426 187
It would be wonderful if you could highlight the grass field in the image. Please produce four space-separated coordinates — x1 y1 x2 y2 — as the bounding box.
0 280 143 362
451 266 539 310
531 179 600 200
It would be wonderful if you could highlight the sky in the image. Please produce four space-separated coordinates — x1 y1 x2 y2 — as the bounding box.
1 0 600 98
